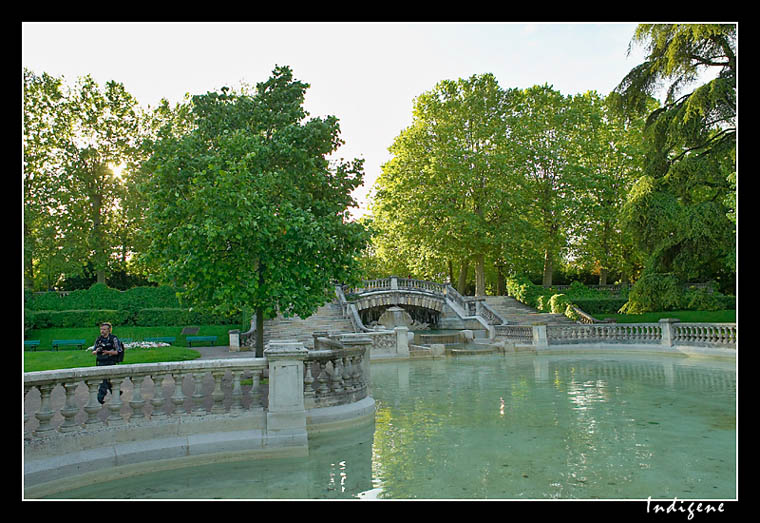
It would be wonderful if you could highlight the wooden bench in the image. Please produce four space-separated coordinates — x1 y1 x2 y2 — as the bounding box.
144 336 176 345
24 340 41 351
186 335 217 347
51 339 87 351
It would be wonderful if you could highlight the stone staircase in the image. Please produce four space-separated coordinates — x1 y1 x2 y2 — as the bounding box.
262 301 356 348
484 295 576 325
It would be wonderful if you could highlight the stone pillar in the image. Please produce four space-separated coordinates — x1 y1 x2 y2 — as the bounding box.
390 276 398 290
228 330 240 352
264 342 308 434
659 318 680 347
395 326 410 357
532 323 548 349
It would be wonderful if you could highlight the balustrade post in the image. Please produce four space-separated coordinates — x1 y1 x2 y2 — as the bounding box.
532 324 548 349
303 360 315 400
83 379 104 428
659 318 680 347
33 383 57 436
264 341 308 433
191 372 206 415
332 358 346 392
58 381 81 432
211 370 226 414
106 378 126 425
129 375 146 421
171 372 188 416
230 370 244 415
150 373 168 421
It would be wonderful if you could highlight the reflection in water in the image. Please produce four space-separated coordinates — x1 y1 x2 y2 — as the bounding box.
46 353 736 500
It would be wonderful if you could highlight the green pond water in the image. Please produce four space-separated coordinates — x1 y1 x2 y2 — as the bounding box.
45 352 736 500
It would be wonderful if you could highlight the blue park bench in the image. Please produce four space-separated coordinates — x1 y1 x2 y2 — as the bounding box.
144 336 176 345
51 339 87 351
186 335 217 347
24 340 41 351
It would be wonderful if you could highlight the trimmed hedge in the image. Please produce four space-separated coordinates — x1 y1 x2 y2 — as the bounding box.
27 310 130 329
27 283 181 312
505 274 734 319
25 283 238 329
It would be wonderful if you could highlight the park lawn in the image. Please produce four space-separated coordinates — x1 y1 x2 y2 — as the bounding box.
23 345 201 372
596 309 736 323
24 324 235 352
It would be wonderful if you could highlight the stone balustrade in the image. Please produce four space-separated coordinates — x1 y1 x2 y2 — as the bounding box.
494 319 736 353
24 341 374 494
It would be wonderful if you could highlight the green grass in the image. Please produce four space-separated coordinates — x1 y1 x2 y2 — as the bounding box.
23 346 201 372
23 324 233 372
24 325 234 352
596 309 736 323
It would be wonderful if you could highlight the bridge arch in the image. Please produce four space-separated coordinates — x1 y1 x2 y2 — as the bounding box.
343 277 449 328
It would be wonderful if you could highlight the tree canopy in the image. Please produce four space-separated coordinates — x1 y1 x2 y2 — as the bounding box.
138 66 368 354
611 24 736 289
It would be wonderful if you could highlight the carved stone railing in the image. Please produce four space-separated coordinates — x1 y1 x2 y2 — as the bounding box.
547 323 663 345
396 277 446 295
672 322 737 347
24 340 374 493
494 324 533 344
24 359 269 438
494 320 736 352
476 300 505 325
304 343 369 409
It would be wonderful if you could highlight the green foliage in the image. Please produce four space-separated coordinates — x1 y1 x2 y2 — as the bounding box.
139 66 368 334
24 282 235 329
28 309 131 329
506 275 539 308
549 294 571 314
621 273 685 314
612 24 736 283
134 308 236 327
28 283 180 311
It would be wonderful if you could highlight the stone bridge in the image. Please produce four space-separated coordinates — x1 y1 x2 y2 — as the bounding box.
339 276 504 329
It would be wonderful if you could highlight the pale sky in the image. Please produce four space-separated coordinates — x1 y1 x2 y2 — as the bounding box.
22 21 653 218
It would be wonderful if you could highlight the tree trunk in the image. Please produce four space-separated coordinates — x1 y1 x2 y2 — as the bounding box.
599 267 608 286
92 190 107 285
457 260 469 295
255 263 265 357
496 265 505 296
542 248 553 287
255 306 264 358
447 260 454 285
474 253 486 296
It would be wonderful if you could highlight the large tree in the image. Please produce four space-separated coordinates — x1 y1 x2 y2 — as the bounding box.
139 66 368 356
23 70 142 288
510 84 589 287
610 24 736 289
371 73 522 295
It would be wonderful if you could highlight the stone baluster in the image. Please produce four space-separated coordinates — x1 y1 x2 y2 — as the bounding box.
129 375 146 421
83 379 104 428
191 371 206 415
316 360 330 395
150 373 168 421
303 360 315 399
171 372 188 416
342 355 353 391
230 370 244 415
106 378 126 425
58 381 82 432
33 383 56 436
211 370 226 414
330 358 344 393
352 354 363 388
